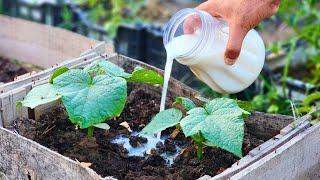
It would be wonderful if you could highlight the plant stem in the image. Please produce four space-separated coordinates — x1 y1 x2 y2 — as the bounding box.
87 126 94 138
196 142 203 160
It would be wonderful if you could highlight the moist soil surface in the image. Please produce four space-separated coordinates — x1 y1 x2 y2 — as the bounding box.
0 57 28 83
12 85 267 180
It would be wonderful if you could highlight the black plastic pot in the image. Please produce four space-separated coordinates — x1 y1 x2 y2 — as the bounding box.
114 24 146 61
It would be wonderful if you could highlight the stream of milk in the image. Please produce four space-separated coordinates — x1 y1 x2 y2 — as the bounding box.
157 56 174 139
157 33 200 139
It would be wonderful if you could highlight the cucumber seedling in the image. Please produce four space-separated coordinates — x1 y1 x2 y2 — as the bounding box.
141 97 249 159
18 59 164 138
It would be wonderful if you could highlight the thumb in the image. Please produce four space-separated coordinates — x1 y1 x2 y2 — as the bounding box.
224 24 248 65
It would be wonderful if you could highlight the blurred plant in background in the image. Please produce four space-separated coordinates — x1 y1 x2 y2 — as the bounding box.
77 0 145 37
59 5 74 30
247 0 320 116
271 0 320 85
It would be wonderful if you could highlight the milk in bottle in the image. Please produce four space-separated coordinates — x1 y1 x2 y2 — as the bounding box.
163 8 265 95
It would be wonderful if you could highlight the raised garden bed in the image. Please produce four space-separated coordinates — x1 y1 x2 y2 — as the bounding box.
0 53 312 180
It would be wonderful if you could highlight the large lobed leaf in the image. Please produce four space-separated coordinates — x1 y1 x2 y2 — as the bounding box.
126 66 164 86
17 83 61 109
49 66 70 84
84 60 164 86
141 108 182 135
53 69 127 129
18 66 71 109
84 59 131 78
180 98 249 157
174 97 196 111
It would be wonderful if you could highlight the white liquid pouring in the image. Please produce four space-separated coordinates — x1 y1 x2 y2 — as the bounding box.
157 55 175 139
157 34 199 139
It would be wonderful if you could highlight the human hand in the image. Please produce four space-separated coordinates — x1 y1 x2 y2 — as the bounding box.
184 0 280 65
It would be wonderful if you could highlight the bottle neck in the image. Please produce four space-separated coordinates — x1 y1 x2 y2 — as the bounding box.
163 8 218 62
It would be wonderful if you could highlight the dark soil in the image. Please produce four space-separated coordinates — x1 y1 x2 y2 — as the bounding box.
12 85 266 180
0 57 28 83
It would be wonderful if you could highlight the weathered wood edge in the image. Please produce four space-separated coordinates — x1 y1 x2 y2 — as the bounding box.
0 127 115 180
210 115 311 180
230 123 320 180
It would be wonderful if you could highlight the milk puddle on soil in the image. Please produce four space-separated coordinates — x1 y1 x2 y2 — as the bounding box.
111 132 181 165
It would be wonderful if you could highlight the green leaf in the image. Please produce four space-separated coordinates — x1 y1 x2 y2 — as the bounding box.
302 92 320 106
174 97 196 111
267 104 280 113
192 132 205 143
205 98 249 116
180 98 247 157
187 107 207 116
237 100 253 112
18 84 61 109
181 113 208 137
53 69 127 129
84 59 131 78
93 123 110 130
49 66 70 84
141 108 182 135
126 67 164 86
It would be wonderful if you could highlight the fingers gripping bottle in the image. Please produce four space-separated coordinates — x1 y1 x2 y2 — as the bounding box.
163 8 265 94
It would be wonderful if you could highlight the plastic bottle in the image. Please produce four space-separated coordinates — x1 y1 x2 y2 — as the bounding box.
163 8 265 94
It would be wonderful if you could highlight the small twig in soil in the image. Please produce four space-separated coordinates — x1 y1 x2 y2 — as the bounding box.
170 129 180 139
120 121 133 132
41 125 56 136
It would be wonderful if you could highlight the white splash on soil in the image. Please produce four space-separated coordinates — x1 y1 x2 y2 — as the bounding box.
111 132 180 165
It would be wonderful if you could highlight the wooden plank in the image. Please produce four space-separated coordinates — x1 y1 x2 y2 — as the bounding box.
10 88 28 124
0 15 113 68
0 127 115 180
212 115 311 180
0 95 13 128
280 115 311 135
0 100 3 128
0 88 28 127
232 123 320 180
15 71 37 81
34 100 61 121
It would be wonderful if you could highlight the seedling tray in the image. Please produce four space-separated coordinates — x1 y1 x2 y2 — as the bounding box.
0 53 312 180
